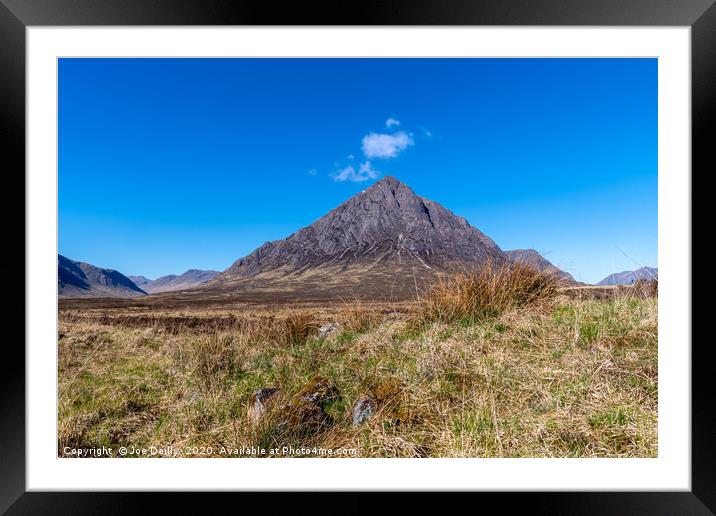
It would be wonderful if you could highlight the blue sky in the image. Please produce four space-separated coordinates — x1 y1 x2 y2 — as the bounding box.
59 58 657 283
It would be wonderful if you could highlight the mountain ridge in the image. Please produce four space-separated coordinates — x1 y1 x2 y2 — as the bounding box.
128 275 151 287
141 269 220 293
598 266 657 286
59 255 147 298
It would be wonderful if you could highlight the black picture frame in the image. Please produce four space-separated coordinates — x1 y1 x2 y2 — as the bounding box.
2 0 711 512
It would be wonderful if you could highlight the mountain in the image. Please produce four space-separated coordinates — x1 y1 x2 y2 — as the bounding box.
205 176 509 300
58 255 147 298
128 275 152 287
597 267 657 286
505 249 577 284
141 269 220 293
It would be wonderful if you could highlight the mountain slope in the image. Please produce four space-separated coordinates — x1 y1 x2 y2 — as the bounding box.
128 275 152 287
505 249 577 284
142 269 220 293
59 255 147 298
204 176 509 300
598 267 657 286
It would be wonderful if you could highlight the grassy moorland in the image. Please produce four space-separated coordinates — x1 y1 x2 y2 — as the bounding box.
58 266 657 458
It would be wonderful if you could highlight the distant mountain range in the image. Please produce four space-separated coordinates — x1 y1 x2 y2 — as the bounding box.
128 275 152 287
59 255 219 298
597 266 657 286
137 270 220 294
58 255 147 298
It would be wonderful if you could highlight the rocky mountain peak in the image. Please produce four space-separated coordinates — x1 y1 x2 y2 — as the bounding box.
216 176 506 282
359 175 413 201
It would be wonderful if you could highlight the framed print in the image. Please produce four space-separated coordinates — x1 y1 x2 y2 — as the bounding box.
3 0 713 511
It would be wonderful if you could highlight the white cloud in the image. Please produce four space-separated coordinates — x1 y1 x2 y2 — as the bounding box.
347 154 355 160
361 131 414 159
332 161 380 182
358 161 380 180
332 165 355 182
307 168 317 176
386 118 400 128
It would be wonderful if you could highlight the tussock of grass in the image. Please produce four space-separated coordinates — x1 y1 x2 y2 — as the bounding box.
339 299 379 334
280 312 319 347
409 261 559 329
186 333 246 392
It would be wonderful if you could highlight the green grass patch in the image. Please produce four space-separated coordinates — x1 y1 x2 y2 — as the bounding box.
588 407 634 428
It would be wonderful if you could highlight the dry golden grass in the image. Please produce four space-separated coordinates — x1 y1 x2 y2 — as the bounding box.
58 274 657 458
279 312 320 347
410 260 559 329
338 299 381 334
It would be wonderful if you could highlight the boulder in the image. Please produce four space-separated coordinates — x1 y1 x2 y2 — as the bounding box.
247 387 280 424
317 322 340 339
351 396 377 426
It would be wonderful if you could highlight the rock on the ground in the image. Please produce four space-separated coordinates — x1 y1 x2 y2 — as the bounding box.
317 323 340 339
351 396 377 426
248 387 280 424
